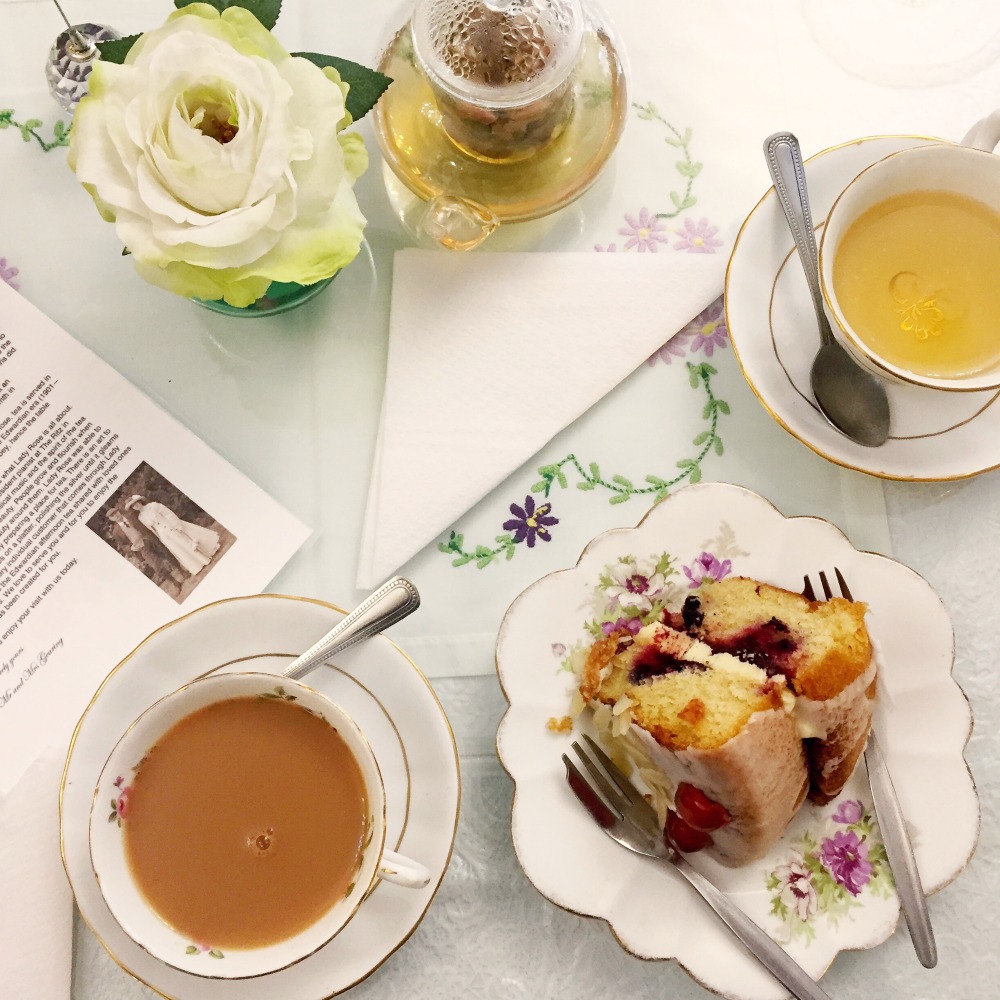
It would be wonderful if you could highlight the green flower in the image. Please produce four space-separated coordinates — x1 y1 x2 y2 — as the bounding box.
69 3 368 306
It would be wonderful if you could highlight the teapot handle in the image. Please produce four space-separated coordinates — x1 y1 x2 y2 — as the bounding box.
960 110 1000 151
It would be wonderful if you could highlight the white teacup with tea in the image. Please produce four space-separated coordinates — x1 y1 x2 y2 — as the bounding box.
89 672 430 980
819 111 1000 392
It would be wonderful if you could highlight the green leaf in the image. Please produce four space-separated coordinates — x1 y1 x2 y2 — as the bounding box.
588 462 601 480
97 34 141 65
531 479 547 493
675 160 702 178
609 493 631 505
293 53 392 122
476 556 494 569
611 475 634 491
209 949 224 959
689 467 702 484
451 554 472 566
670 191 682 208
692 431 708 446
713 437 724 456
185 945 198 955
716 399 731 414
576 480 595 491
175 0 282 32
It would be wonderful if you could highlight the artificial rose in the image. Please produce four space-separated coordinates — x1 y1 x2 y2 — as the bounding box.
68 3 368 306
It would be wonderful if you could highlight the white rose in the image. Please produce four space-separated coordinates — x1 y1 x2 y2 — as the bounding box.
68 3 368 307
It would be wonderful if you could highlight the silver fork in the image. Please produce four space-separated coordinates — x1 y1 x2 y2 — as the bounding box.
803 568 937 968
563 735 835 1000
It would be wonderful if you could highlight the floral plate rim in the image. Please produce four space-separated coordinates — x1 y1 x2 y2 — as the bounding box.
494 481 978 1000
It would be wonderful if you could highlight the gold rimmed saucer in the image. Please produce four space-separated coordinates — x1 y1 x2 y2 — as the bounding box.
725 134 1000 481
60 594 460 1000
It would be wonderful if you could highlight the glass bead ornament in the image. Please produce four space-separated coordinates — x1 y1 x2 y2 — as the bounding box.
46 22 121 114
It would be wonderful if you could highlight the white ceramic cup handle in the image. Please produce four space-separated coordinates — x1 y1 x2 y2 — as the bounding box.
961 110 1000 151
377 849 431 889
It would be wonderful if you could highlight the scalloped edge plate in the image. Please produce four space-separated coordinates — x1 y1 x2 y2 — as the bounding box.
495 482 977 1000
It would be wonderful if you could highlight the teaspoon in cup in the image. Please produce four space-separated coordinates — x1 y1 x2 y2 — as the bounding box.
281 576 420 681
763 132 891 447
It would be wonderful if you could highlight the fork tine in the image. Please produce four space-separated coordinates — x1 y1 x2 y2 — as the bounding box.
580 734 643 805
818 569 834 600
802 574 817 601
834 567 854 601
562 753 618 829
571 740 633 814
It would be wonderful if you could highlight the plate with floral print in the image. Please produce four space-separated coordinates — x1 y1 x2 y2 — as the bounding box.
60 595 460 1000
725 134 1000 482
495 482 976 1000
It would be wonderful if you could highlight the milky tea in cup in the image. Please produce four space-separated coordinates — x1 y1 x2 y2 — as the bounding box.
90 672 430 980
819 115 1000 391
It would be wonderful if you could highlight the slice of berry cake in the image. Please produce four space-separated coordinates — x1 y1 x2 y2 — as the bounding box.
575 576 876 866
672 577 876 805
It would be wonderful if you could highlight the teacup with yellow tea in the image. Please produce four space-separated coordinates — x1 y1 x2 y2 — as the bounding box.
820 121 1000 391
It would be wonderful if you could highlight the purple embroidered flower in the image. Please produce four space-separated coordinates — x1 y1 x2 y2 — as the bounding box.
619 208 668 252
673 217 723 254
503 495 558 548
820 830 873 896
113 775 124 788
832 799 864 826
773 857 818 921
0 257 20 291
683 551 732 587
601 616 643 637
551 642 567 657
681 300 729 357
594 242 618 252
646 330 693 366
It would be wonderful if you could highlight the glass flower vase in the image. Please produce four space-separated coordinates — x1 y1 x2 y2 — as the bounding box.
194 275 336 317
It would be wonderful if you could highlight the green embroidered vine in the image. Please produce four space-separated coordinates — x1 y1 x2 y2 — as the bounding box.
0 110 70 152
634 101 700 217
439 362 729 570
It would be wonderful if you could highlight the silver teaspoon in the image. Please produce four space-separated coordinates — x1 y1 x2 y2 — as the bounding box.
281 577 420 681
763 132 891 447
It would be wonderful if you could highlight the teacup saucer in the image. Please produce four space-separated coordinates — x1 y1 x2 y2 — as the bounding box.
60 595 460 999
725 134 1000 480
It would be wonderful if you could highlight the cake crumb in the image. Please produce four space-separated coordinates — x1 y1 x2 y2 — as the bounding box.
678 698 706 725
546 715 574 733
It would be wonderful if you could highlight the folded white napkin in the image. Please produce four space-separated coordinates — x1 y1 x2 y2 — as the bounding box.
356 249 725 588
0 746 73 1000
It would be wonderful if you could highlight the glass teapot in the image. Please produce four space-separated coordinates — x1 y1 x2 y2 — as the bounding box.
373 0 627 249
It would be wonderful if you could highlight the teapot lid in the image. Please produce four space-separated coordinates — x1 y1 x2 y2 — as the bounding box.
411 0 585 108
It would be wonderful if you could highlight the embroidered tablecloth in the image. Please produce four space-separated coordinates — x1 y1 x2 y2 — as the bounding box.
2 2 998 999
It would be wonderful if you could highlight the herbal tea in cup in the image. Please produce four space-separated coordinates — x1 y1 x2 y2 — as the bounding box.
819 119 1000 391
89 672 430 980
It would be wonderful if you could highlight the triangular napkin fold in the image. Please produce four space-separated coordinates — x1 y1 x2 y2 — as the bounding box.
357 249 726 588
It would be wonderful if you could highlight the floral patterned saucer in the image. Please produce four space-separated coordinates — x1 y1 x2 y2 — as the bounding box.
495 482 977 1000
726 134 1000 481
60 595 460 1000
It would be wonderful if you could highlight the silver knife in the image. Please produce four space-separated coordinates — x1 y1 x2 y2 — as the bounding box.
865 729 937 967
